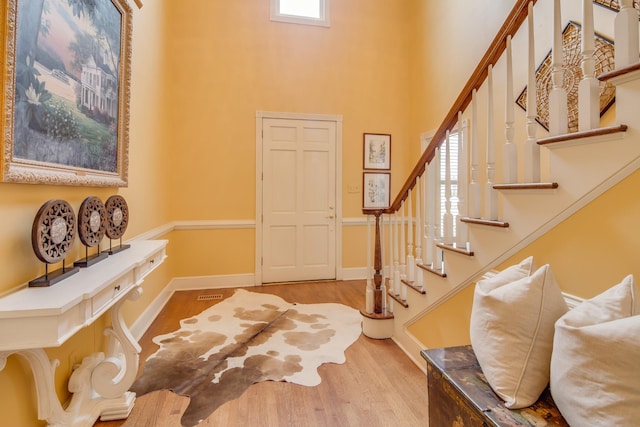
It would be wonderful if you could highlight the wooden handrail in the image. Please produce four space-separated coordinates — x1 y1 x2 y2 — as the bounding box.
388 0 538 212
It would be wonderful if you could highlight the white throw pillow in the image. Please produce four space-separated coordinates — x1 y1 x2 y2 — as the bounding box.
550 274 640 427
470 260 568 409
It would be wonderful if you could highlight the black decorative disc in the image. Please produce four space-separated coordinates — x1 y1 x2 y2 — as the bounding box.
77 196 107 247
31 199 76 264
105 195 129 239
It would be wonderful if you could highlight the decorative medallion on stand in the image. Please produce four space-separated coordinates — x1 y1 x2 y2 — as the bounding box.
105 195 130 254
29 199 79 287
74 196 109 268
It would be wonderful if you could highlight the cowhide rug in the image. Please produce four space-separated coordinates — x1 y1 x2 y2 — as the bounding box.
130 289 362 426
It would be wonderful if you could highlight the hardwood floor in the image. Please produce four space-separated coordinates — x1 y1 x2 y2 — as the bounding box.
94 280 429 427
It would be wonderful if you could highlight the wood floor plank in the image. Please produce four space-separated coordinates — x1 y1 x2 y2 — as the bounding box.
94 280 429 427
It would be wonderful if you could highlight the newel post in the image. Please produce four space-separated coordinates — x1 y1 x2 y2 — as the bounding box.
373 210 384 314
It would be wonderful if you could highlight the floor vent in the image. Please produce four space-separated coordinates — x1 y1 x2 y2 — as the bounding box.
197 294 223 301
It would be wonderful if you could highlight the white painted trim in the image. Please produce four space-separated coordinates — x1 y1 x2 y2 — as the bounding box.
173 220 256 230
128 223 174 241
255 114 264 286
392 332 428 375
270 0 330 28
255 111 344 285
335 118 344 280
130 273 257 340
256 111 342 122
128 220 256 243
342 217 367 227
170 274 256 291
130 284 174 340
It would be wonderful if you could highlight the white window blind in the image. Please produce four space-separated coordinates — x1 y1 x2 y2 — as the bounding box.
439 132 459 237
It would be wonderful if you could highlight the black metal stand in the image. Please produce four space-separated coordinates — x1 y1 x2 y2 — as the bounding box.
74 245 109 268
29 260 80 287
108 237 130 255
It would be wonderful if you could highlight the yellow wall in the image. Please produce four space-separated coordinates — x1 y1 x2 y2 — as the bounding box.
0 1 170 424
0 0 418 424
3 0 637 423
163 0 414 220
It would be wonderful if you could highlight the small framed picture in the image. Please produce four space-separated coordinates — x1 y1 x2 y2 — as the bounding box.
363 172 391 209
363 133 391 170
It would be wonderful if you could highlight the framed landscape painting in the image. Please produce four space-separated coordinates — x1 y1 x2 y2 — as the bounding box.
2 0 132 186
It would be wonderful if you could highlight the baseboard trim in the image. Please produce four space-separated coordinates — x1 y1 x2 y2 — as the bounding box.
130 273 256 340
171 274 257 291
342 267 368 280
130 284 175 341
391 333 428 375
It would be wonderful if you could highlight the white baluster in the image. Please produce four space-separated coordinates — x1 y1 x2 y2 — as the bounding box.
389 214 395 292
469 90 482 217
456 112 469 251
366 215 373 313
504 35 518 184
486 65 499 220
393 213 400 296
549 0 568 136
415 175 424 291
524 2 540 182
443 131 454 245
578 0 599 131
407 187 415 283
381 214 386 292
433 147 443 273
400 201 406 282
615 0 640 69
400 201 407 301
425 162 435 267
380 215 384 313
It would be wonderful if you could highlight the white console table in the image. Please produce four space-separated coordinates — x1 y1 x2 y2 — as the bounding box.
0 239 167 427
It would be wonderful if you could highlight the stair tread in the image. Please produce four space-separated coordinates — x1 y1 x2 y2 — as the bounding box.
537 124 628 146
598 62 640 82
436 243 475 256
460 217 510 228
417 263 447 277
401 278 427 295
493 182 558 190
387 292 408 308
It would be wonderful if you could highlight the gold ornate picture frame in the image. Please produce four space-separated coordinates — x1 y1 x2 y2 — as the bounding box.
2 0 132 186
516 21 616 133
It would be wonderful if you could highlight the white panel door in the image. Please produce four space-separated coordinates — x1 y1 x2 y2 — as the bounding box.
262 118 336 283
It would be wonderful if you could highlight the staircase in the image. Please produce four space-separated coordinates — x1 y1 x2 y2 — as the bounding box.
361 0 640 369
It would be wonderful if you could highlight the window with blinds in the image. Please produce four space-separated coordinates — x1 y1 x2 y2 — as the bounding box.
439 132 459 237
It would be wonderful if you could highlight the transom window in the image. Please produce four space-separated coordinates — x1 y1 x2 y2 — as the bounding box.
270 0 330 27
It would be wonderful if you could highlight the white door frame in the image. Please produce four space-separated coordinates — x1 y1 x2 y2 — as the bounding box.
255 111 343 285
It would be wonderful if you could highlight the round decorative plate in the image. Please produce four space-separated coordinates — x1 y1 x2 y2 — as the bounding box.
77 196 107 247
104 195 129 240
31 199 77 264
